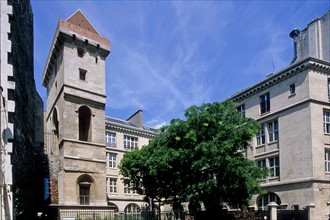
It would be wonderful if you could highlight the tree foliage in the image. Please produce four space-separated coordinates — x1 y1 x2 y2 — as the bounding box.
119 101 267 213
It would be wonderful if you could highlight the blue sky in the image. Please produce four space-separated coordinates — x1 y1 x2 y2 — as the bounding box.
31 1 329 128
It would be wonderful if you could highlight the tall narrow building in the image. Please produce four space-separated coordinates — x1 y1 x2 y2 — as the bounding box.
42 9 110 212
1 0 45 219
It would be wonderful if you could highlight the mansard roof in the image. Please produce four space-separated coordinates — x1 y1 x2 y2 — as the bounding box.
105 116 158 136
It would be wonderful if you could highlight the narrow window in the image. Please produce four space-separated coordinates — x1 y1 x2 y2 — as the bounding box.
77 47 85 58
7 89 14 101
269 157 280 177
95 57 98 64
325 149 330 172
105 131 116 147
8 112 14 123
77 175 93 205
124 180 130 194
79 68 87 81
237 104 245 118
289 84 295 94
107 178 117 194
324 111 330 134
78 106 92 141
256 125 265 146
260 93 270 114
107 152 117 168
7 52 13 65
328 78 330 98
79 185 90 205
268 120 278 142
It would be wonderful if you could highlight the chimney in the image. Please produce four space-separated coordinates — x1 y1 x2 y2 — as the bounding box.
127 110 143 128
289 28 300 64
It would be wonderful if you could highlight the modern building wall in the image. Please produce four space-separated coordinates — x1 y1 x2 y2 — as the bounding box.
0 0 45 219
229 10 330 220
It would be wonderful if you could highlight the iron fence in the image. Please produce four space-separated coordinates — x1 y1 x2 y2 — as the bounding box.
58 210 187 220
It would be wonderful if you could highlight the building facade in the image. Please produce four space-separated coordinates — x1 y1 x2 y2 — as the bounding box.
0 0 45 219
42 10 157 217
229 10 330 220
42 9 110 209
105 110 157 213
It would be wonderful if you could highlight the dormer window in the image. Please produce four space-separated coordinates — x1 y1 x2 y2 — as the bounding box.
77 47 85 58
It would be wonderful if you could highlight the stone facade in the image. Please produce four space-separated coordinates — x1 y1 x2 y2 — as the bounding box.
228 10 330 220
42 9 110 209
105 110 157 212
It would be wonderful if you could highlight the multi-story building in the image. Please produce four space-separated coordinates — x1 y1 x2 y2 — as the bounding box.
105 110 157 212
228 10 330 220
42 10 157 218
0 0 44 219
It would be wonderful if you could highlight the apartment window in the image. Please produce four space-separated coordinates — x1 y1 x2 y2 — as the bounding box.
237 104 245 118
107 153 117 168
256 125 265 146
106 131 116 147
328 78 330 98
260 93 270 114
124 180 136 194
290 84 295 94
257 192 281 210
325 149 330 172
77 47 85 58
268 120 278 142
269 157 280 177
257 159 266 168
79 68 87 81
107 178 117 194
324 111 330 134
124 135 138 150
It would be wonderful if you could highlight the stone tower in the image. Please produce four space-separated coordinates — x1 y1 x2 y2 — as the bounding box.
42 10 110 206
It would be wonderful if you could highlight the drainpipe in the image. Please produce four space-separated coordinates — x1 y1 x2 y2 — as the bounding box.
289 28 300 64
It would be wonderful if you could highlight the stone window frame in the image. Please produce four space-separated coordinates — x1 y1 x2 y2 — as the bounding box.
324 110 330 134
106 152 117 168
267 120 279 143
123 135 138 151
260 92 270 114
105 131 116 147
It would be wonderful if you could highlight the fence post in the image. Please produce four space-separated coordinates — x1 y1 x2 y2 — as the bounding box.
267 202 278 220
305 203 315 220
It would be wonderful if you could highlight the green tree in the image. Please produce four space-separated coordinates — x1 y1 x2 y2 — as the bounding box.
119 101 267 215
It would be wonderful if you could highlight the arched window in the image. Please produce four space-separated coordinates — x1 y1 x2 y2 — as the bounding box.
124 203 140 213
107 202 119 212
78 106 92 141
257 192 281 210
77 174 94 205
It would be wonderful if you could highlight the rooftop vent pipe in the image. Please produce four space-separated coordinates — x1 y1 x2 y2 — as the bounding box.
289 28 301 64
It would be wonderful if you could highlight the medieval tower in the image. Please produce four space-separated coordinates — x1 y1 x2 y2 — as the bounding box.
42 10 110 207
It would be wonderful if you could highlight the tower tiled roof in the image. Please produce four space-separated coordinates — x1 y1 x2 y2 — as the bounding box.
66 9 100 36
